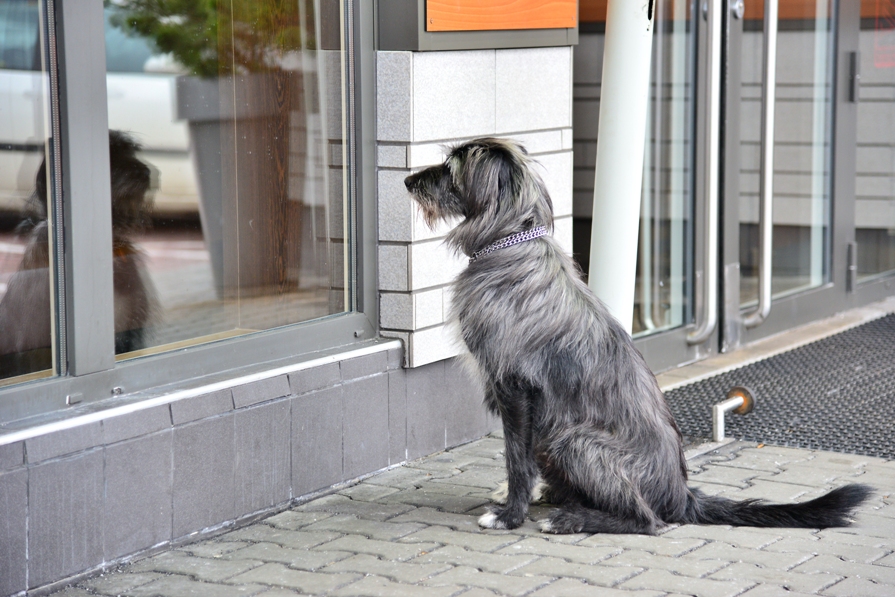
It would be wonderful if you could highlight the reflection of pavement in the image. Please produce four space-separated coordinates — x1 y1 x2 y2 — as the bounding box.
1 228 333 351
133 231 332 350
138 238 215 310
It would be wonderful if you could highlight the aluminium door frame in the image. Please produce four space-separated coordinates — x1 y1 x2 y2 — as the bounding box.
842 2 895 306
634 0 720 373
636 1 890 372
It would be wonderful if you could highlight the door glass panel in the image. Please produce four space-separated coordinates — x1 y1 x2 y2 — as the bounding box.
104 0 350 359
740 0 835 306
0 0 56 386
857 1 895 281
634 0 696 337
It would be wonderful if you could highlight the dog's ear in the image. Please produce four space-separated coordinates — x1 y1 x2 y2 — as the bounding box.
446 138 554 255
458 143 517 220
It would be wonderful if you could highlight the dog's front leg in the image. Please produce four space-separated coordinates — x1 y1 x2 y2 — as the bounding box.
479 384 537 530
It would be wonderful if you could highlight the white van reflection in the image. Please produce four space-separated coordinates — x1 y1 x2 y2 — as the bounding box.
0 2 199 216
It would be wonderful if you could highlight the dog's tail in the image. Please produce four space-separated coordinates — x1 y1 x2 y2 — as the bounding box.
685 484 873 528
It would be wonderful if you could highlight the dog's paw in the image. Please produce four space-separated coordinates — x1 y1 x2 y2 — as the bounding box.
478 510 508 529
531 481 552 504
478 506 525 530
538 508 586 534
489 482 509 505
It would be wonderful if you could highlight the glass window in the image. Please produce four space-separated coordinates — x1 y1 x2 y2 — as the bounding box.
739 0 835 305
634 0 696 337
857 1 895 281
103 0 351 358
573 2 696 339
0 0 56 385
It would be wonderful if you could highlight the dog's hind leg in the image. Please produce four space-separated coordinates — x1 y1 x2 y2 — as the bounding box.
539 502 658 535
479 381 539 530
537 427 662 535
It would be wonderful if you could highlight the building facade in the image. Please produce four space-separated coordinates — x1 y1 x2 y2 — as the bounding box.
1 1 894 594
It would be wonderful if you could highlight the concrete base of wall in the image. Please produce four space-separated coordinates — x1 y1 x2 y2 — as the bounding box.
0 343 498 597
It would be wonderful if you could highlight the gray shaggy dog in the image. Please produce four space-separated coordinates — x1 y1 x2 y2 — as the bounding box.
404 137 872 534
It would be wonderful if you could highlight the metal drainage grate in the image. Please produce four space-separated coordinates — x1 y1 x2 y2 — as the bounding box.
665 313 895 459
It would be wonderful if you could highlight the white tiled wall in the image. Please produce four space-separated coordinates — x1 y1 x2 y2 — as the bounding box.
378 47 575 367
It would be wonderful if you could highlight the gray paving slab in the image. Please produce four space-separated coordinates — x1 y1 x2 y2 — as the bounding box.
320 553 452 584
822 577 895 597
45 436 894 597
129 575 268 597
84 572 163 596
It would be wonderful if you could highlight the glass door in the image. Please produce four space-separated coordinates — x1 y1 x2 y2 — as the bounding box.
854 1 895 287
721 0 857 349
576 0 708 371
631 0 704 370
579 1 895 371
739 0 834 306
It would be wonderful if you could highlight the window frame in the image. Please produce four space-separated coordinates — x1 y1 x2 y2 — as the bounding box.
0 0 378 425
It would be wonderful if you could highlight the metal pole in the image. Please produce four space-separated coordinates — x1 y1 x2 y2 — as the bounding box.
588 0 655 335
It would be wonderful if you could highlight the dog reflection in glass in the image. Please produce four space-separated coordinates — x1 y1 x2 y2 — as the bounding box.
0 131 157 374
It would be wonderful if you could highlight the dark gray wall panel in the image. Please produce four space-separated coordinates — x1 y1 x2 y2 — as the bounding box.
342 374 390 479
0 469 27 596
173 416 236 537
104 431 173 560
234 400 292 513
292 386 344 495
29 451 104 588
405 361 448 460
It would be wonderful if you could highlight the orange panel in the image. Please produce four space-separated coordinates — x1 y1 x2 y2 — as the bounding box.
580 0 608 22
864 0 895 18
425 0 578 32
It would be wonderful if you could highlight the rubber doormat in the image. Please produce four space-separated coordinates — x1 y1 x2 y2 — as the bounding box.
664 313 895 459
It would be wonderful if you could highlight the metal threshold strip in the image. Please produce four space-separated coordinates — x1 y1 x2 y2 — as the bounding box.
665 314 895 459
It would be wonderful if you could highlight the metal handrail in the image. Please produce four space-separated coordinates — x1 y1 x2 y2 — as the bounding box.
688 0 722 345
743 0 778 328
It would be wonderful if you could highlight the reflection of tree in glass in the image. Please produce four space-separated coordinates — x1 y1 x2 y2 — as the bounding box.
107 0 316 77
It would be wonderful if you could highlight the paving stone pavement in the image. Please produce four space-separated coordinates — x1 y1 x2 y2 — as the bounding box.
48 434 894 597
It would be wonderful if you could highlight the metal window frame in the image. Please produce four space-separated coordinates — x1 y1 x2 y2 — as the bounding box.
0 0 379 425
846 2 895 303
632 1 710 373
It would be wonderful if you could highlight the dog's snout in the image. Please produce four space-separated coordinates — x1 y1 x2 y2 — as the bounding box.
404 175 414 191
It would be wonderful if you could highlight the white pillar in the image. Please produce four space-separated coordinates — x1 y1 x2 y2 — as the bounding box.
587 0 655 335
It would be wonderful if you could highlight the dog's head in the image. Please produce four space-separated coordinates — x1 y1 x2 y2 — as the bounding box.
27 130 153 236
404 138 553 255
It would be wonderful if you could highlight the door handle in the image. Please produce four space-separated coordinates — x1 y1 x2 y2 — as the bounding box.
688 0 722 345
743 0 777 329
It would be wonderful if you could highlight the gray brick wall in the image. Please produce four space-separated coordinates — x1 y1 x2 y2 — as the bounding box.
0 343 497 596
